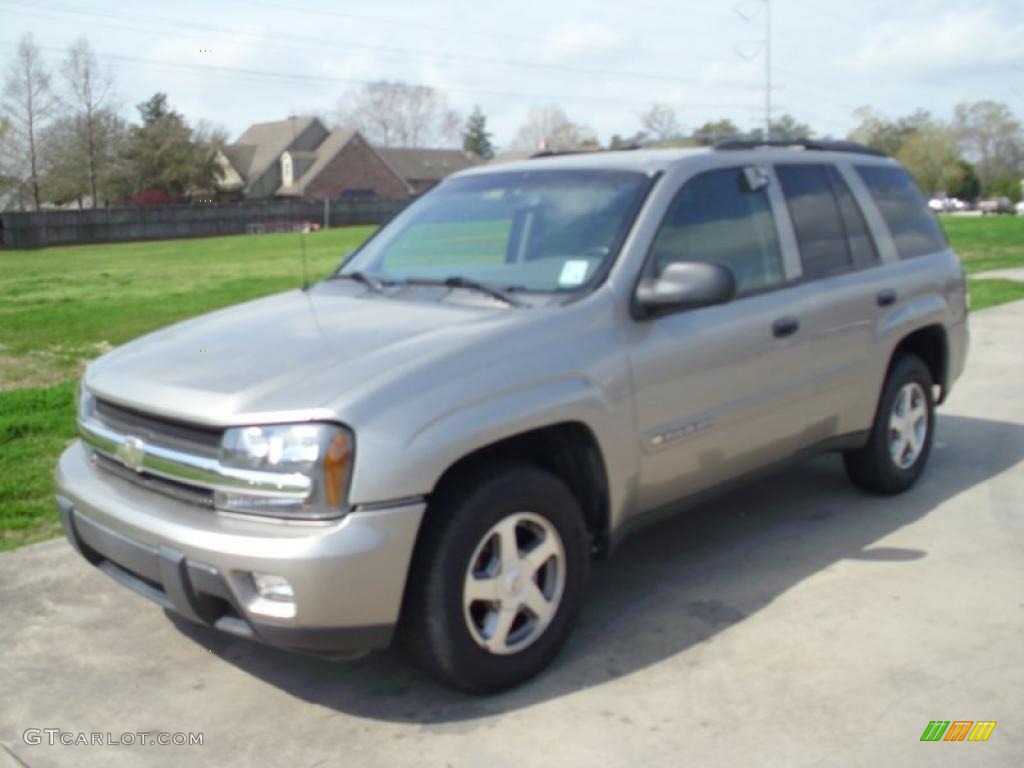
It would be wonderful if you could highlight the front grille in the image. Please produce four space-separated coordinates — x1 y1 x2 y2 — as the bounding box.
95 453 215 509
95 398 222 456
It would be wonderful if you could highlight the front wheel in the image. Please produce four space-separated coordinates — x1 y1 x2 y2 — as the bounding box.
400 464 589 693
844 355 935 494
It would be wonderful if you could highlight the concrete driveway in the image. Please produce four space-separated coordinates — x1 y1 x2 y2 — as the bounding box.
2 303 1022 768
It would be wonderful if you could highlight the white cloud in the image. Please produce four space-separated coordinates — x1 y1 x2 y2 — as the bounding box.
538 22 627 62
8 0 1022 148
845 7 1024 79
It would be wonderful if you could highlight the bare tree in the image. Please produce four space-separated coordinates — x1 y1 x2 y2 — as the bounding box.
952 100 1024 192
0 117 20 209
1 34 57 210
39 115 89 207
511 105 598 152
336 81 461 148
60 38 114 207
639 103 681 143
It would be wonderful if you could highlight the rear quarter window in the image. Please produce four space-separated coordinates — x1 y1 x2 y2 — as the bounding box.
855 165 947 259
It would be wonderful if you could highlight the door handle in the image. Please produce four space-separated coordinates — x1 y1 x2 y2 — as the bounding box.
772 316 800 338
877 289 897 307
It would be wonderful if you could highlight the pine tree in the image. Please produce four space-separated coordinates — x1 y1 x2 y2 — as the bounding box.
463 106 495 159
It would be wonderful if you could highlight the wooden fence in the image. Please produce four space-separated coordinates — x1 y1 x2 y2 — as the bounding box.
0 198 407 249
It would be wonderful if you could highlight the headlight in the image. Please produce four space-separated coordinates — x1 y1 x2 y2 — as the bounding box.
217 423 353 518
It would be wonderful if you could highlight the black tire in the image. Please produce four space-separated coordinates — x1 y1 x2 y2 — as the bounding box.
844 355 935 494
400 463 590 694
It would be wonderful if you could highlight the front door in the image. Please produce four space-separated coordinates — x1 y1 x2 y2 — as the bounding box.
626 165 816 512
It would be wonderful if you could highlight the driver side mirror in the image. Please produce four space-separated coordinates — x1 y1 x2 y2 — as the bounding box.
633 261 737 319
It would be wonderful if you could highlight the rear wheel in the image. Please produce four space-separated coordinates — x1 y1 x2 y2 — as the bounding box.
844 355 935 494
400 464 589 693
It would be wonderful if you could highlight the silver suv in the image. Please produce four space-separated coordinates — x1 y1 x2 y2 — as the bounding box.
56 141 969 692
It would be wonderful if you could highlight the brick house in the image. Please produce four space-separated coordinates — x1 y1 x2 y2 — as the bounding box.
217 116 480 201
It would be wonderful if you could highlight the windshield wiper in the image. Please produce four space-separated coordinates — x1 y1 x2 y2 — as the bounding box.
406 276 526 307
328 270 385 293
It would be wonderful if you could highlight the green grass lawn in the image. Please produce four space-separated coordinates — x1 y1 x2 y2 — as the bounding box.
0 227 374 389
0 216 1022 551
940 214 1024 274
0 382 76 549
939 215 1024 311
0 227 374 550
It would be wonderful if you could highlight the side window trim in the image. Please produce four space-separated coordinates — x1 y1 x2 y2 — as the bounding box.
762 165 803 282
835 162 900 264
825 164 880 268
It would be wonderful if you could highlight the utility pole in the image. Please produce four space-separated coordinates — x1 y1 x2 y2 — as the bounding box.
764 0 771 140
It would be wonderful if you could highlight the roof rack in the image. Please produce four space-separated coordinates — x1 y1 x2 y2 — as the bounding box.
529 145 643 159
714 138 887 157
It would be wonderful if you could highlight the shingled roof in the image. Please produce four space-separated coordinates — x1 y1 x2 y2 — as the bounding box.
227 116 321 183
375 147 481 183
220 144 256 178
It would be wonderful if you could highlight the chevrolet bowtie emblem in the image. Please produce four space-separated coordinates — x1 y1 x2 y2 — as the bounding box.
116 436 146 472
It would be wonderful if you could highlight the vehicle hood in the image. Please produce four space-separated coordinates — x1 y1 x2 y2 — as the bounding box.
85 284 521 424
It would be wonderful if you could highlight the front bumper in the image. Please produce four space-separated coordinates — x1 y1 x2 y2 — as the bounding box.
55 441 425 654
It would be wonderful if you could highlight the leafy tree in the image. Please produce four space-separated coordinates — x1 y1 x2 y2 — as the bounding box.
1 34 57 210
894 121 960 197
462 106 495 159
988 175 1022 203
690 119 740 145
770 114 812 139
943 159 981 202
117 93 222 200
747 114 813 142
848 107 931 156
189 119 228 200
609 131 649 149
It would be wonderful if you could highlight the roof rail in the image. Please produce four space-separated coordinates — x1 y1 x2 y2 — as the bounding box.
529 144 644 159
714 138 887 157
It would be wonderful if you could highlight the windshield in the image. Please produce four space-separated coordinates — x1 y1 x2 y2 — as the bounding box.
339 169 653 293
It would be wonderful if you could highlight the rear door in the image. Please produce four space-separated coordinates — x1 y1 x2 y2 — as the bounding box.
845 162 963 418
771 162 891 440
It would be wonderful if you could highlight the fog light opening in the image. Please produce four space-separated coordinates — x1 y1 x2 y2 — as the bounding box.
251 572 295 603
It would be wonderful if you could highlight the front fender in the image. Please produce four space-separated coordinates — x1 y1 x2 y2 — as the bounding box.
348 374 636 519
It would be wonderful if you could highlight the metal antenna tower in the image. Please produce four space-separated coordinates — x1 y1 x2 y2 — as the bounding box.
735 0 771 139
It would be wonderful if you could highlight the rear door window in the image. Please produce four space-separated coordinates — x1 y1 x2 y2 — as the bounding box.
855 165 947 259
776 164 852 279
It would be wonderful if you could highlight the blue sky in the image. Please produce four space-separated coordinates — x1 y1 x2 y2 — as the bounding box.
2 0 1022 148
